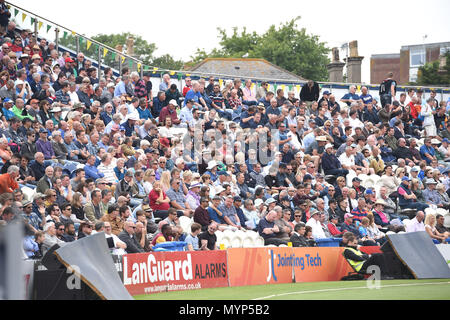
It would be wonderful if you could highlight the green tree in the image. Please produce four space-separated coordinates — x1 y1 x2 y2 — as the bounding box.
151 54 184 70
189 17 330 81
416 52 450 86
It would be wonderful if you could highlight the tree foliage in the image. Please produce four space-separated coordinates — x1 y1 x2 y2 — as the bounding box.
189 17 330 81
416 52 450 86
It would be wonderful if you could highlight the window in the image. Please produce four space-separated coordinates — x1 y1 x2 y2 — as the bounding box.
410 49 425 67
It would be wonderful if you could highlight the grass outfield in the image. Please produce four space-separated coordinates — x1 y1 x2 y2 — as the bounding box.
134 279 450 300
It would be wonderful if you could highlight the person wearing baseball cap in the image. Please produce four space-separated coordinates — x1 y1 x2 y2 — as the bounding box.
423 178 441 206
340 212 359 236
322 141 349 177
327 214 344 237
397 174 429 212
159 98 181 126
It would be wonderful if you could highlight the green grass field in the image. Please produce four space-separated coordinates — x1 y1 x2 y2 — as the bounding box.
134 279 450 300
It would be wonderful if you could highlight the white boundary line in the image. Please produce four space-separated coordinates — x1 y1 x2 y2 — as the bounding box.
252 281 450 300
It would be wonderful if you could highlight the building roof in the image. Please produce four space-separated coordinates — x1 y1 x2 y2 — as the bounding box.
188 58 306 82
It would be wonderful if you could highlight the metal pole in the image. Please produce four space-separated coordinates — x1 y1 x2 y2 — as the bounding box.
119 56 122 76
76 35 80 56
98 45 102 75
55 28 59 51
33 16 38 38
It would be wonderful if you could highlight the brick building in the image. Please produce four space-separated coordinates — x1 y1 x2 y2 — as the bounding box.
371 41 450 85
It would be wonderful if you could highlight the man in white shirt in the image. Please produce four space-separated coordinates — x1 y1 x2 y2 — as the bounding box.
338 145 356 172
306 209 326 239
180 99 195 125
287 123 302 151
406 211 425 233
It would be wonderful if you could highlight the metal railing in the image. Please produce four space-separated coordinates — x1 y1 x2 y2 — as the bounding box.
5 1 450 96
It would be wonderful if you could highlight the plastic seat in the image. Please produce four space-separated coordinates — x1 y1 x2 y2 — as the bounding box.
242 236 254 248
230 235 242 248
254 237 265 247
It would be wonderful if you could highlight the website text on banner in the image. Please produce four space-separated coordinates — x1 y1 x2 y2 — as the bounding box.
227 247 355 287
122 251 228 296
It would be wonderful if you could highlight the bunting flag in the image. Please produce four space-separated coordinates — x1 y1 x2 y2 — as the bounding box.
169 71 175 76
121 56 126 64
22 13 27 23
111 52 116 61
86 40 92 50
177 72 183 80
288 85 293 91
296 84 301 91
281 84 285 91
144 65 149 71
30 17 35 25
137 63 141 72
186 73 191 77
72 31 76 36
14 8 19 17
128 60 133 68
356 85 361 92
38 21 43 30
251 82 255 89
103 48 108 57
218 79 223 87
46 24 52 33
63 31 68 39
152 67 158 74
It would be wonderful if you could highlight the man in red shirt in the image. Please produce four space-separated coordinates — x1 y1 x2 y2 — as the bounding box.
182 77 192 97
158 99 180 126
0 165 19 194
148 180 170 218
327 215 344 237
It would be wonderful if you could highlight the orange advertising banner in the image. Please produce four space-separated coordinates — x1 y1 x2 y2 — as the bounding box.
227 247 355 287
227 247 294 287
292 247 353 283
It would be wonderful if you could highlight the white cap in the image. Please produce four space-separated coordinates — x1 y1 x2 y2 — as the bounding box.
325 143 333 149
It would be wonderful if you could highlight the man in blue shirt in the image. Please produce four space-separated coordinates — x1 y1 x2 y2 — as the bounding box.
136 97 152 120
84 155 105 180
340 85 361 107
419 138 436 165
359 86 373 107
114 75 129 97
1 98 15 120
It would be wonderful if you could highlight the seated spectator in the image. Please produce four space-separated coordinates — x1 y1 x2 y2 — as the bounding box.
198 222 218 250
258 210 288 246
41 222 66 255
340 212 359 236
305 209 326 239
424 213 449 244
193 197 211 231
406 211 425 233
119 221 144 253
185 222 202 251
0 165 19 194
290 222 309 247
327 214 344 237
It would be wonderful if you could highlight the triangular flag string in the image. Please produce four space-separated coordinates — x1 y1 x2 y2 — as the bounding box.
46 24 52 33
14 8 18 17
21 13 27 23
103 48 108 57
38 21 43 30
86 40 92 50
121 56 126 64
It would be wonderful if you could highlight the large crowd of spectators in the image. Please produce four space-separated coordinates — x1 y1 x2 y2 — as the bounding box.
0 12 449 259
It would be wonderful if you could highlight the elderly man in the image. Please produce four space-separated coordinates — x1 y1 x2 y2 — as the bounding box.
306 209 326 239
397 176 428 211
41 222 66 255
423 179 441 206
159 99 180 126
258 210 289 246
340 85 361 107
36 165 54 194
0 165 19 194
118 221 144 254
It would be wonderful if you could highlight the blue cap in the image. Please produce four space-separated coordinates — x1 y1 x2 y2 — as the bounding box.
443 138 450 144
39 128 47 134
365 189 374 195
217 171 229 176
119 125 126 131
3 98 12 103
323 91 331 95
402 176 411 182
